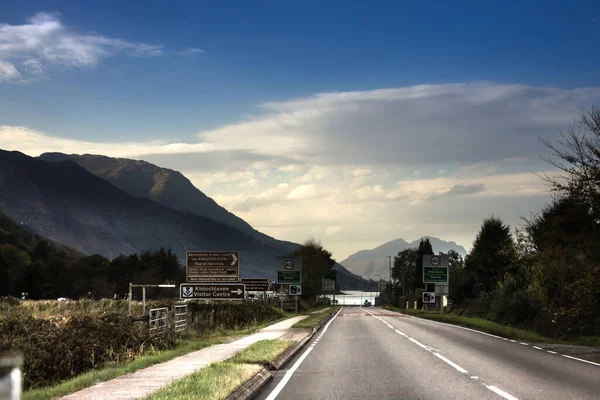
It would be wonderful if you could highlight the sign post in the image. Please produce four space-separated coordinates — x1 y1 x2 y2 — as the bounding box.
187 251 239 282
180 283 245 300
276 256 302 312
423 255 449 312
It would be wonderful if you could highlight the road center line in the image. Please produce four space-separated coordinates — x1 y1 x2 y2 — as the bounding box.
487 385 520 400
433 352 469 373
265 307 343 400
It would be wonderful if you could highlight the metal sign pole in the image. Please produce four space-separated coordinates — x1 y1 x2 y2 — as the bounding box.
280 285 283 311
142 287 146 315
295 296 298 313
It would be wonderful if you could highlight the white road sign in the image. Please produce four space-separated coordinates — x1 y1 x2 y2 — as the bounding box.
422 292 436 304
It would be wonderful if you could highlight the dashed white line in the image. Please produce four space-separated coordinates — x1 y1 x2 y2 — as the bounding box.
487 385 520 400
519 342 529 346
562 354 600 367
408 337 429 350
547 351 557 354
265 307 343 400
509 340 517 343
433 352 469 373
532 346 542 350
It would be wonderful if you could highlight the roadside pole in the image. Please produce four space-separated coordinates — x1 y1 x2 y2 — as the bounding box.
128 282 132 317
142 287 146 315
280 284 283 311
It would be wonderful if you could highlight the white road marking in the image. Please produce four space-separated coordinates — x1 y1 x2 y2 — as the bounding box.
408 337 429 350
265 307 343 400
433 352 469 373
486 385 520 400
509 340 517 343
519 343 528 346
532 346 542 350
366 308 522 400
562 354 600 367
547 351 557 354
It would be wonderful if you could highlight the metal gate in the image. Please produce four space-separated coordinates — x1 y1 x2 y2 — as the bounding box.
149 307 168 334
173 304 188 333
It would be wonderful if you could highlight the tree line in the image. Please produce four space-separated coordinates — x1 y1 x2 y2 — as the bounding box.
387 107 600 339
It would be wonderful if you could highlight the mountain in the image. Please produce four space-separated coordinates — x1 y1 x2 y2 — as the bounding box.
38 152 298 250
1 150 371 288
0 150 290 278
0 210 85 297
340 237 467 280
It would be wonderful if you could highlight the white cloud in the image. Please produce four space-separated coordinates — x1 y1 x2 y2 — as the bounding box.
177 47 205 56
0 59 21 82
287 184 318 200
23 58 43 75
326 225 343 236
0 12 163 82
1 82 597 259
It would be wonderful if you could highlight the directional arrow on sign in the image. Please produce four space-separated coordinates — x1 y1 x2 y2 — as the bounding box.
231 253 238 265
232 288 242 295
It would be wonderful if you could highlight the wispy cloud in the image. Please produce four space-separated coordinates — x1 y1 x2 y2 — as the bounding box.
0 12 164 83
1 82 598 258
177 47 205 56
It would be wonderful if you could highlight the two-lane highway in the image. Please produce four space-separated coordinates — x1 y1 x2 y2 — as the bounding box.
255 307 600 400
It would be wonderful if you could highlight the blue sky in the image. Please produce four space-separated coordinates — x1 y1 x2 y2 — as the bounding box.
1 0 599 140
1 1 600 260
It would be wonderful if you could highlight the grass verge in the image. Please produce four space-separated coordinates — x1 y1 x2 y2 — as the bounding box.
385 307 600 347
292 306 340 329
22 316 292 400
145 339 296 400
230 339 295 365
145 362 261 400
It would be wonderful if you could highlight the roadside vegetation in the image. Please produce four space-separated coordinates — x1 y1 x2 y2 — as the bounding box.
385 107 600 344
146 339 295 400
292 306 339 329
1 298 284 394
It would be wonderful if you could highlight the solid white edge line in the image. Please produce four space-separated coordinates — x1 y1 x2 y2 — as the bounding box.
562 354 600 367
433 352 468 373
486 385 520 400
264 307 343 400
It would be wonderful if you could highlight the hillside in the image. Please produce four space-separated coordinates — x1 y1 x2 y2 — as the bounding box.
38 152 298 250
0 210 85 297
341 237 467 280
0 150 293 278
1 150 371 289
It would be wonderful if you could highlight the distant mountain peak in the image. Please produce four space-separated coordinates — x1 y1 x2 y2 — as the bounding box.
340 236 466 280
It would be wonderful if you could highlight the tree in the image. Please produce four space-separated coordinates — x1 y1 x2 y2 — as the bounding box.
464 217 516 297
293 237 336 301
414 238 434 292
541 106 600 219
393 248 418 296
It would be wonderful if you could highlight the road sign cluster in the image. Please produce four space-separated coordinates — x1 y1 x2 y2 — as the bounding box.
180 251 296 301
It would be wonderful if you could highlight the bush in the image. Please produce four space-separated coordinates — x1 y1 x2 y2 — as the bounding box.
187 302 283 333
0 313 179 389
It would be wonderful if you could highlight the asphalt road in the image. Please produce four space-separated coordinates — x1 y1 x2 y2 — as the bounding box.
255 307 600 400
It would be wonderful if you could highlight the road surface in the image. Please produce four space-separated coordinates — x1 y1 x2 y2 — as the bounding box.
255 307 600 400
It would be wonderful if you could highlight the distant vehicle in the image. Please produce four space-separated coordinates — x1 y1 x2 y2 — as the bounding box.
57 297 67 301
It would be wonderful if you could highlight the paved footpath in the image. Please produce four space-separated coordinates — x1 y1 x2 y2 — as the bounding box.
61 316 308 400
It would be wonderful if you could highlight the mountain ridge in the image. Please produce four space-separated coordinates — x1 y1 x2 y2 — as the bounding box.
341 237 467 279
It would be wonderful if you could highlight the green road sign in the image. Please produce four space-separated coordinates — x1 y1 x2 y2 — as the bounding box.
277 270 301 284
423 266 448 283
